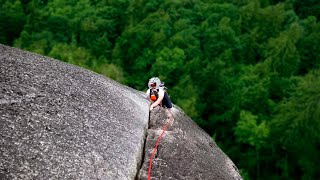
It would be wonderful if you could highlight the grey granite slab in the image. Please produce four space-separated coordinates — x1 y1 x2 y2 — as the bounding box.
138 106 242 180
0 44 149 180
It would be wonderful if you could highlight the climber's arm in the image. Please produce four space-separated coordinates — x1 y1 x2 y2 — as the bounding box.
150 89 164 109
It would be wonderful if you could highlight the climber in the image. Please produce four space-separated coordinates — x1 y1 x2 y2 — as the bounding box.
146 77 172 112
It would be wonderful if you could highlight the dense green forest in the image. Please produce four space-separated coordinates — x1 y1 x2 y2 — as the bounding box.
1 0 319 179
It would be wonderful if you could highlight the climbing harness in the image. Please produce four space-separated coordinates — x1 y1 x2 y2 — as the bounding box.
150 89 159 101
147 110 174 180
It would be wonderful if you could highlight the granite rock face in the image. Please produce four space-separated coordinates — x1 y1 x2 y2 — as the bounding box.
0 44 242 180
0 45 149 180
138 106 242 180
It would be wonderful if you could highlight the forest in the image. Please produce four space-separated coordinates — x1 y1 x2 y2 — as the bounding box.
1 0 319 179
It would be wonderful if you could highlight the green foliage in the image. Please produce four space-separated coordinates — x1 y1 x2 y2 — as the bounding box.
48 43 93 67
263 22 303 77
297 16 320 74
171 75 199 119
234 110 270 178
270 70 320 178
14 30 54 54
2 0 320 179
96 63 125 83
238 64 273 115
0 0 26 45
294 0 320 20
235 110 269 149
151 47 185 83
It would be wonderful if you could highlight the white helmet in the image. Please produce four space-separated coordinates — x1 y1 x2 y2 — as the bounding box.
148 77 161 89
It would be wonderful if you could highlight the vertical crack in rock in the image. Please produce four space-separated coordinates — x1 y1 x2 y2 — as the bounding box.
135 111 150 180
136 107 171 180
136 106 243 180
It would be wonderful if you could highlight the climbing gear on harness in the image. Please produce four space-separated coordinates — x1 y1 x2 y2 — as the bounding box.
150 89 159 101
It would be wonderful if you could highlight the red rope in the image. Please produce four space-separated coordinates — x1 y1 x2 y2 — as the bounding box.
147 110 174 180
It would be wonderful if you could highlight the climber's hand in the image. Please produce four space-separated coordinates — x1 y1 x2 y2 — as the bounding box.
149 107 154 111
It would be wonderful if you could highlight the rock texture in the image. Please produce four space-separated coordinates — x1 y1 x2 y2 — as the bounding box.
0 44 242 180
138 106 242 180
0 45 149 179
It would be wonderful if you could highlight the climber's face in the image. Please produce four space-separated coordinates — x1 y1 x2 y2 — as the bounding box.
151 82 156 89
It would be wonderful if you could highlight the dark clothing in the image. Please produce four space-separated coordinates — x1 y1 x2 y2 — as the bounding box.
162 92 173 108
149 89 172 108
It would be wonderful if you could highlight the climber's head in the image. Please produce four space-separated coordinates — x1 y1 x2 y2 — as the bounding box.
148 77 161 89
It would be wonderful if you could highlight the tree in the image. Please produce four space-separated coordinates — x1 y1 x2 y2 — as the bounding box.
262 23 303 77
0 0 26 45
270 70 320 179
294 0 320 20
234 110 269 179
48 43 94 68
151 47 185 84
297 16 320 74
